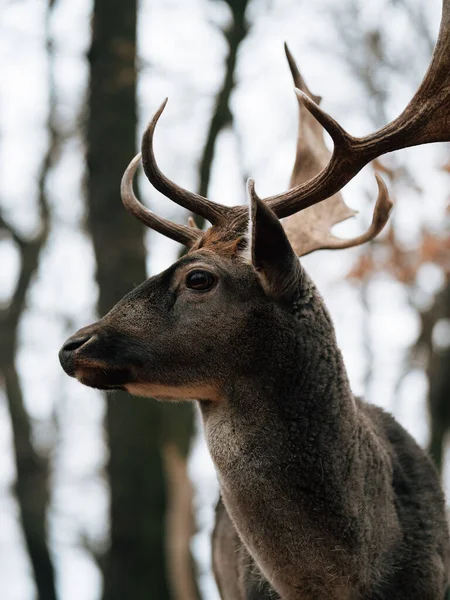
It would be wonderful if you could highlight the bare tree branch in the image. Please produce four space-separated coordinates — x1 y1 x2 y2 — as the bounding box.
198 1 249 198
186 0 250 233
0 212 26 248
0 1 58 597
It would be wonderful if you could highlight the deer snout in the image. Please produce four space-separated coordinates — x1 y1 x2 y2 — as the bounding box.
59 330 96 376
59 325 136 391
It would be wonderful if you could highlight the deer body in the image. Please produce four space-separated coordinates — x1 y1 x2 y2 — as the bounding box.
60 232 449 599
59 3 450 597
203 270 448 600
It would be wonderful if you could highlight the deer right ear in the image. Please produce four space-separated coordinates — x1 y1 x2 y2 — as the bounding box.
247 180 301 300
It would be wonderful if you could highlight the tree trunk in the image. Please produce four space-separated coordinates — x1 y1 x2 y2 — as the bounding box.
424 283 450 473
87 1 172 597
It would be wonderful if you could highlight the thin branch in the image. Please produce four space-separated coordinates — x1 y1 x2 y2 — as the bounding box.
184 0 249 236
198 1 249 199
0 212 26 248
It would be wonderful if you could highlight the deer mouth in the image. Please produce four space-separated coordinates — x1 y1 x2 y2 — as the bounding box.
59 344 134 390
74 364 133 391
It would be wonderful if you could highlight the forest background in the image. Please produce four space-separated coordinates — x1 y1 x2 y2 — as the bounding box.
0 0 449 598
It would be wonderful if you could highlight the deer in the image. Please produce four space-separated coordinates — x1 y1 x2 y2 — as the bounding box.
59 0 450 597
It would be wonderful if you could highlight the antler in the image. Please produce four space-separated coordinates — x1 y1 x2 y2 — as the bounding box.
282 44 392 256
121 153 202 247
268 0 450 219
121 0 449 254
121 100 232 246
140 99 230 225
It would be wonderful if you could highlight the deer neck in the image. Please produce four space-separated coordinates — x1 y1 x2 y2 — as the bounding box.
199 275 392 599
201 273 358 482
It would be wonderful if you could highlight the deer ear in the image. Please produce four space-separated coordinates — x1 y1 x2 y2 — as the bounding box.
247 180 300 299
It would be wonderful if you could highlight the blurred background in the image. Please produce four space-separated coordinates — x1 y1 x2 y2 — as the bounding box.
0 0 449 598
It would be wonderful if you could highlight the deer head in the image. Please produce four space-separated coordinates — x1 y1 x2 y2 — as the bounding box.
59 0 450 401
58 180 303 401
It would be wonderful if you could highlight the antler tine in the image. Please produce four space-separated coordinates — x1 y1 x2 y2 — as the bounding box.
311 174 393 253
141 99 229 225
121 153 201 247
284 43 322 105
268 0 450 219
282 172 393 256
187 216 199 229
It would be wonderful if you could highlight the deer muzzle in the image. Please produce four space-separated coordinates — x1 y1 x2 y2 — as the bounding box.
59 325 134 390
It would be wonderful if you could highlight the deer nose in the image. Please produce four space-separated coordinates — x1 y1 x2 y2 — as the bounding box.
59 333 93 376
61 333 92 353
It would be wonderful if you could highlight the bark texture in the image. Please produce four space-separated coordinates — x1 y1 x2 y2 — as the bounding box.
87 1 170 597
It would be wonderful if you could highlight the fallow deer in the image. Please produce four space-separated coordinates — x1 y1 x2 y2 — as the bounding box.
60 1 450 597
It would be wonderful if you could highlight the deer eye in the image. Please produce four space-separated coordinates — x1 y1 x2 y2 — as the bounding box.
186 270 216 291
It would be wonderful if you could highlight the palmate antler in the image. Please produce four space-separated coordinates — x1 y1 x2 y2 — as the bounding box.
121 0 450 254
281 44 392 256
267 0 450 217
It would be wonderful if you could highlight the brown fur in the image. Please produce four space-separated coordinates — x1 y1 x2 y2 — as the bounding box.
193 222 247 257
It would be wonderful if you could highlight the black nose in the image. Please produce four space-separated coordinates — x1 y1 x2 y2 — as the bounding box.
59 333 92 375
61 334 91 353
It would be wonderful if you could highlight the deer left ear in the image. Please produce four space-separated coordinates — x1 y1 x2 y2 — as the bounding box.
247 180 301 300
